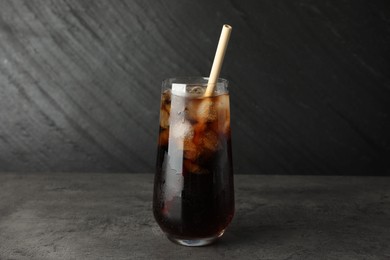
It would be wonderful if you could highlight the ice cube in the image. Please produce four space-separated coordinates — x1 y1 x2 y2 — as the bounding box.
159 109 170 129
214 94 231 135
197 98 217 123
170 120 200 160
201 129 219 152
187 85 205 97
191 128 220 163
222 121 231 136
187 122 205 145
211 119 231 136
183 139 199 160
159 129 169 146
215 94 229 111
161 89 171 111
170 120 194 142
184 100 198 122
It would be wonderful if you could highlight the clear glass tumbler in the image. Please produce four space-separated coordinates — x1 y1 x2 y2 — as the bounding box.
153 77 234 246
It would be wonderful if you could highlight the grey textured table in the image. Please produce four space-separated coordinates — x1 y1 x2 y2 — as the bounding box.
0 174 389 260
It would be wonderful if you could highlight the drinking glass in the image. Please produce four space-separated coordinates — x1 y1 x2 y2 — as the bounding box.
153 77 234 246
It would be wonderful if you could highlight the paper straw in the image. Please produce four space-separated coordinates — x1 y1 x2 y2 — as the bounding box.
204 24 232 97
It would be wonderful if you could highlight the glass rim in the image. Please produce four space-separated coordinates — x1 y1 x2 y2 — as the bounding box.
162 77 229 85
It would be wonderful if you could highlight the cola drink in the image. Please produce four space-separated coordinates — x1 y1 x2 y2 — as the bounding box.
153 77 234 246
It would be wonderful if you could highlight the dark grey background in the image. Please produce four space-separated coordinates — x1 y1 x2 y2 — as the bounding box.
0 0 389 174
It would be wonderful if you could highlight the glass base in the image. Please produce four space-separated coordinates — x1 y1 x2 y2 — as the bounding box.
166 230 225 247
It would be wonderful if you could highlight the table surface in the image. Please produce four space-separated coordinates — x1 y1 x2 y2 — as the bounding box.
0 174 389 260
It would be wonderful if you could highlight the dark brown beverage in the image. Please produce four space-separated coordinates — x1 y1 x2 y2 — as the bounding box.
153 78 234 246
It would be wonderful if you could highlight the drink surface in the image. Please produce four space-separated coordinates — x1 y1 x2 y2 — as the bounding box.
153 85 234 238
